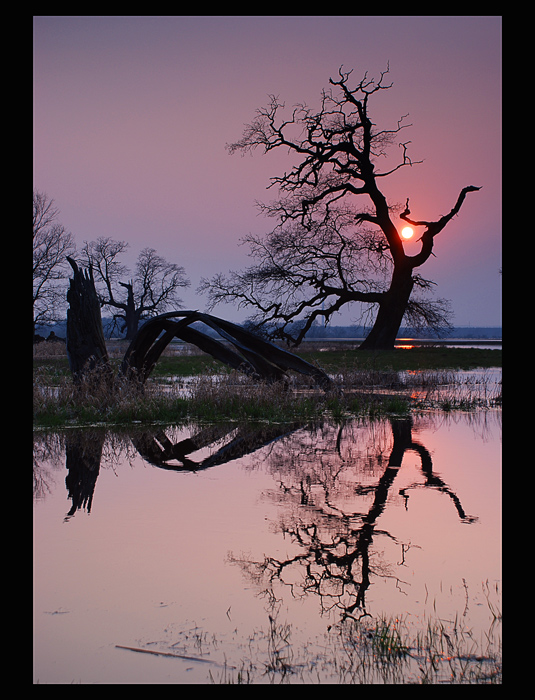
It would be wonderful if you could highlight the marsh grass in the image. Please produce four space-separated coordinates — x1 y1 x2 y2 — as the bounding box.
33 342 501 427
401 369 502 410
33 358 416 427
32 366 305 426
191 604 501 684
33 365 187 427
334 610 501 684
33 361 502 427
108 576 500 684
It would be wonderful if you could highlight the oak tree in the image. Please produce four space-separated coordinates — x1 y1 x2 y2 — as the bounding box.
200 67 480 349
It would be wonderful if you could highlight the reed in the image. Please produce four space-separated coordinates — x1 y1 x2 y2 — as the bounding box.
204 606 501 684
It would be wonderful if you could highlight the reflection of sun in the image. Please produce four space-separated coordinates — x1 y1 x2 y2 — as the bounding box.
401 226 414 240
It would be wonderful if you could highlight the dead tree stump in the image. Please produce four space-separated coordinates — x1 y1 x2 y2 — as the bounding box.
66 257 112 383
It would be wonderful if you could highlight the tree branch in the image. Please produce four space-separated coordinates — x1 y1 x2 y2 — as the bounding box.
402 186 481 268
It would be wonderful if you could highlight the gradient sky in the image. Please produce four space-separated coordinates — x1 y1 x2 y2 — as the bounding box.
33 15 502 327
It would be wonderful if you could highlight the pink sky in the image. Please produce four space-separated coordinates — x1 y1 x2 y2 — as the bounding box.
33 16 502 327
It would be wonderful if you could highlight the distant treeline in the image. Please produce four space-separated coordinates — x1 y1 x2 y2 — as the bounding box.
301 324 502 340
35 317 502 342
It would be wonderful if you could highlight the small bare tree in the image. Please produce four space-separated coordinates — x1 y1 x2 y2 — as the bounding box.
200 67 480 349
33 190 75 333
81 237 191 339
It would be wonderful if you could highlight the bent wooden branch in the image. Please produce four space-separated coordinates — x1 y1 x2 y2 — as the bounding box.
120 310 332 390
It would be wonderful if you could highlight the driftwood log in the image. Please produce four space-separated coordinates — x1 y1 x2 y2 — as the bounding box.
132 422 303 471
120 310 332 390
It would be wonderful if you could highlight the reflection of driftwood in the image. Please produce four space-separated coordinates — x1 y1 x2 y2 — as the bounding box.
120 311 332 389
132 422 302 471
66 257 112 382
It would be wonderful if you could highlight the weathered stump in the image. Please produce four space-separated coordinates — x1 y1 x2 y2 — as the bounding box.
66 257 112 383
64 430 105 517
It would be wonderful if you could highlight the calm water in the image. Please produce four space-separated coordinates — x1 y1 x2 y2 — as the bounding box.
34 411 501 684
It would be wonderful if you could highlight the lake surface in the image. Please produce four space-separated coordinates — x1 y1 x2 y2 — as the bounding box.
33 410 501 684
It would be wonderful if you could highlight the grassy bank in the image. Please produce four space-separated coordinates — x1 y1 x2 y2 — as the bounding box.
33 345 502 428
142 346 502 375
296 345 501 372
33 345 501 380
147 346 502 376
33 370 415 428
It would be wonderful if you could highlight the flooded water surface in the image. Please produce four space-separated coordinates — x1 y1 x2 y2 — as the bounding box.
34 411 501 683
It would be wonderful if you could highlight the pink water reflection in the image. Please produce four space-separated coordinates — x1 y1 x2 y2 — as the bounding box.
33 412 501 683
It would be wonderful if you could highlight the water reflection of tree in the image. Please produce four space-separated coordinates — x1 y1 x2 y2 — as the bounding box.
231 417 477 622
33 411 478 618
33 432 64 500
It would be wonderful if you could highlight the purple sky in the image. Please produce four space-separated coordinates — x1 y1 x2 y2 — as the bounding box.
33 16 502 327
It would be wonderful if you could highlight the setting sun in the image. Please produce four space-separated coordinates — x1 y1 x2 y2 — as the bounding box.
401 226 414 240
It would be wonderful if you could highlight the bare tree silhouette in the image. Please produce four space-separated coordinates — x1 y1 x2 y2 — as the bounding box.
200 67 480 349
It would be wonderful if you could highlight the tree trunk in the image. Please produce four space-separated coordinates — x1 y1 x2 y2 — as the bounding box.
119 281 139 340
66 257 112 382
358 269 414 351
